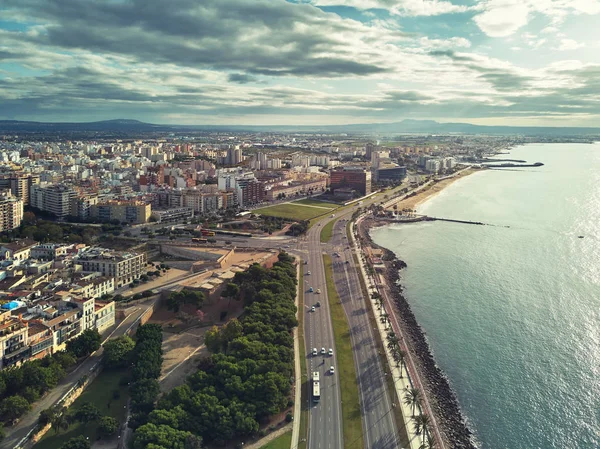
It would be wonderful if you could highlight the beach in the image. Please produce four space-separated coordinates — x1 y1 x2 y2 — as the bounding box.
384 168 480 213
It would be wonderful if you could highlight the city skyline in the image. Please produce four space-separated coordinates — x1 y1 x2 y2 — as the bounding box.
1 0 600 126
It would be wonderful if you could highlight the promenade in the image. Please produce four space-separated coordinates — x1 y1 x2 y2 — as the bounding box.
351 218 444 449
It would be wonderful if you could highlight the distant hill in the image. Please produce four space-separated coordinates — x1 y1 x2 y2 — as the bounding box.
0 118 599 137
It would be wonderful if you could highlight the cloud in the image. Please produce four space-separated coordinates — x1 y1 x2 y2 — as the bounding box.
227 73 259 84
557 39 585 51
1 0 600 125
310 0 469 17
473 0 600 37
2 0 395 78
473 0 530 37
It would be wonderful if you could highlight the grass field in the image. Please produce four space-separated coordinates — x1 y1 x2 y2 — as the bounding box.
255 203 331 221
320 220 335 243
294 199 338 209
298 264 308 449
262 430 293 449
323 255 364 449
34 369 129 449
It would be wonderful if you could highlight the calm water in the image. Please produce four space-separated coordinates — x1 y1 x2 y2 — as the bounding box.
372 144 600 449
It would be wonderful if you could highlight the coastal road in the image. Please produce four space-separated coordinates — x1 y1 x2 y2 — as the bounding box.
299 221 344 449
328 218 400 449
2 304 153 449
294 189 400 449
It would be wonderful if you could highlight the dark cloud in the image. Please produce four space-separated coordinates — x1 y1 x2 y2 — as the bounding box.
227 73 258 84
4 0 388 78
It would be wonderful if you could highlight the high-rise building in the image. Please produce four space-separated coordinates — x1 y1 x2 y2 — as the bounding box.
30 184 77 219
0 173 40 205
330 167 371 196
0 192 24 232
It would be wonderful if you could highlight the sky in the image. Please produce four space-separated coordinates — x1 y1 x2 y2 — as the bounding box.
0 0 599 126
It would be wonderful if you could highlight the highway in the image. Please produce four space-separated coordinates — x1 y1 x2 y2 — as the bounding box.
298 222 344 449
296 191 400 449
2 304 154 449
328 218 399 449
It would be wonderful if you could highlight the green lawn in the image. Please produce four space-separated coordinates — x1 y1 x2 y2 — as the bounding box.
323 255 364 449
262 430 292 449
255 203 331 221
34 369 129 449
320 220 335 243
294 199 337 209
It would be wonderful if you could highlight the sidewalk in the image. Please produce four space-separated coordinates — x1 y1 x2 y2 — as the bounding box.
350 220 425 449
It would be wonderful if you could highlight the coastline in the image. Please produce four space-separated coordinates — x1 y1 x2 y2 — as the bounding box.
387 168 481 212
361 169 482 449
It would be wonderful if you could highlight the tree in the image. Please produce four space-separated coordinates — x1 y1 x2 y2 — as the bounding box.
66 329 101 358
404 388 421 417
97 416 119 438
0 395 30 421
51 408 71 434
59 435 91 449
103 336 135 368
414 413 431 445
74 402 101 423
221 283 240 300
132 423 198 449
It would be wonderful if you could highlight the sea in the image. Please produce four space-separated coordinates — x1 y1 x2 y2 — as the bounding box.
371 143 600 449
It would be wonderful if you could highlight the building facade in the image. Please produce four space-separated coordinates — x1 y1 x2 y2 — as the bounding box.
0 192 24 232
330 167 372 196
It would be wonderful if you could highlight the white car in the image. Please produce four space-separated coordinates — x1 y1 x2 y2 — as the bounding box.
307 271 311 275
312 348 318 356
321 347 326 355
311 306 315 312
330 366 335 374
328 348 333 356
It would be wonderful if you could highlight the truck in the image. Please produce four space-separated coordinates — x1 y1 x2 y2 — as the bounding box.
191 238 207 243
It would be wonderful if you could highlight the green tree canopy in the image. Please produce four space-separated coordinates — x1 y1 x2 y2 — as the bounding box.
66 329 101 358
103 335 135 368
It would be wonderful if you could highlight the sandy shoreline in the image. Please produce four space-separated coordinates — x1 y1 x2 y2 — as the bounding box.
386 167 481 213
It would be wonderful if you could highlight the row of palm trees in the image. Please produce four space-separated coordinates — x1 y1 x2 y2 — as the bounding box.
386 329 435 449
361 236 436 449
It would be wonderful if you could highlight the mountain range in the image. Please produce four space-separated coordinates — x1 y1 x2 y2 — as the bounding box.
1 118 599 136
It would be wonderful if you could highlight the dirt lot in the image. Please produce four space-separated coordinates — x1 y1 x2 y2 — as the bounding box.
158 327 207 392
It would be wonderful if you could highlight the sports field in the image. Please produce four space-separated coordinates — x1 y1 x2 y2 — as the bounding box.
255 200 337 220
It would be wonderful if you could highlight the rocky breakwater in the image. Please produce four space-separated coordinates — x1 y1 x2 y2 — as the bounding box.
361 219 476 449
385 254 476 449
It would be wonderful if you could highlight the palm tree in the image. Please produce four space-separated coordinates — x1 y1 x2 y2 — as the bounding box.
396 349 407 378
404 388 421 417
51 408 70 434
426 433 436 449
415 413 431 445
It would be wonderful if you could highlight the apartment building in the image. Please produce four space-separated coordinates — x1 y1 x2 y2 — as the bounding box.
0 173 40 205
0 191 24 232
265 178 327 201
70 194 98 220
0 311 29 369
94 301 115 333
90 200 151 224
1 239 38 262
30 184 77 219
77 248 147 287
30 243 71 260
72 276 115 299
